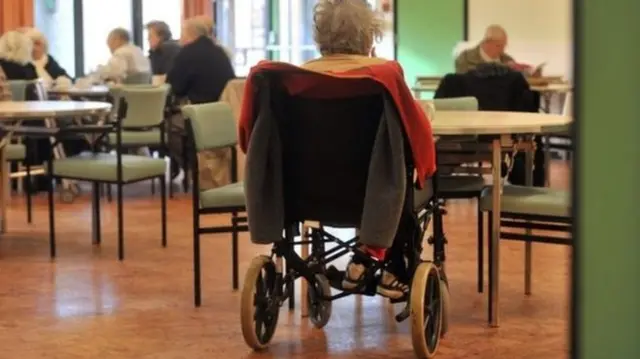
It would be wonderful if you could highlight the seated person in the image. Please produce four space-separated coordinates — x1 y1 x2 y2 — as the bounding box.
146 20 181 76
0 31 37 81
22 28 72 86
238 0 436 299
0 66 11 100
96 28 151 82
166 18 235 183
455 25 540 75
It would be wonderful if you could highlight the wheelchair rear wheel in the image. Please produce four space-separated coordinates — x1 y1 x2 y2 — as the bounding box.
241 255 280 350
410 262 443 358
440 279 451 338
307 274 332 328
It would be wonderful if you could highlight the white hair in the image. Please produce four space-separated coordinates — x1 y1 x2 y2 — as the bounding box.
22 27 48 53
183 18 210 38
483 25 507 41
0 31 33 65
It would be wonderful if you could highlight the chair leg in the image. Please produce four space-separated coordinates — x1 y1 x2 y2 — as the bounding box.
106 184 112 202
193 216 201 307
160 175 167 247
151 178 156 196
48 174 56 258
25 160 32 224
231 212 239 290
487 211 493 321
117 182 124 260
477 204 483 293
92 182 102 245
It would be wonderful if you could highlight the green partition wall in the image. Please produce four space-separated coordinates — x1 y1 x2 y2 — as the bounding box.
575 0 640 358
396 0 464 86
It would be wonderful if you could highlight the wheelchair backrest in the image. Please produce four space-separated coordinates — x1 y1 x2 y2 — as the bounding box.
263 74 388 226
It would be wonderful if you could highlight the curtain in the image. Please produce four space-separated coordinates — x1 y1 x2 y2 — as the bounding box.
0 0 34 33
182 0 213 20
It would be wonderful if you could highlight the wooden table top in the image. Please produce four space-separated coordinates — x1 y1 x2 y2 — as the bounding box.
0 101 112 119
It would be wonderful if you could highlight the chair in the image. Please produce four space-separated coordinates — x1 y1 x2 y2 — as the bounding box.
47 88 168 259
122 72 152 85
182 102 247 307
6 80 33 223
431 97 489 293
479 185 571 295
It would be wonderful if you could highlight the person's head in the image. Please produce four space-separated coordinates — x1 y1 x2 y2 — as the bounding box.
313 0 382 56
191 16 214 38
181 18 209 46
480 25 508 59
107 28 131 53
145 21 173 50
21 27 48 61
0 31 33 65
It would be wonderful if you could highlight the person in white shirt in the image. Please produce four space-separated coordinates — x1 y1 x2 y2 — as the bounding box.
98 28 150 81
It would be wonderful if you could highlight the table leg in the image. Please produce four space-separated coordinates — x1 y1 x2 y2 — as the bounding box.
489 138 502 327
524 140 534 295
0 148 7 234
91 183 100 244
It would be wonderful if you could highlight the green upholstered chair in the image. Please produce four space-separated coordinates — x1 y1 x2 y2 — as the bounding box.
432 97 488 292
181 102 247 307
479 185 571 296
47 91 169 260
122 72 152 85
6 80 34 223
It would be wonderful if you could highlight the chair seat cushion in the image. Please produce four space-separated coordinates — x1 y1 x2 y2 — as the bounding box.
108 129 164 146
199 182 246 209
5 144 26 161
439 175 486 195
480 185 570 217
51 152 166 182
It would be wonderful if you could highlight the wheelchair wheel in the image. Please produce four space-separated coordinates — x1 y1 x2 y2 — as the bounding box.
241 255 280 350
440 279 451 338
410 262 443 358
307 274 332 329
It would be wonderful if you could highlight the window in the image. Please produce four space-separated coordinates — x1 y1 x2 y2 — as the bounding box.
141 0 182 53
82 0 133 75
34 0 77 77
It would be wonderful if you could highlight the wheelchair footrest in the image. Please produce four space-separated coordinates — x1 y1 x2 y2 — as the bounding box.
326 265 378 296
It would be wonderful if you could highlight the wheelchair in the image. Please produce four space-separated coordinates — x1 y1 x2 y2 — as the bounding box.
239 74 451 358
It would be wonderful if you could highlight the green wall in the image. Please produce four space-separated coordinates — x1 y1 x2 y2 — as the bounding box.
577 1 640 358
396 0 464 86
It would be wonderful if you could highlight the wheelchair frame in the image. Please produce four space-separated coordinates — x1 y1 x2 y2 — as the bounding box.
241 168 451 358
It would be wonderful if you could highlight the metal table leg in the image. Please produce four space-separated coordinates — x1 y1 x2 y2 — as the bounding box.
524 139 534 295
489 138 502 327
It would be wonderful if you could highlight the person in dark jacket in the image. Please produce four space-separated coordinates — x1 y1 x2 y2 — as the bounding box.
165 18 236 186
146 21 181 75
22 28 72 83
167 18 235 104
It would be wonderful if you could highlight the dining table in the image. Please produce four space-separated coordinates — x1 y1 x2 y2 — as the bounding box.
0 101 112 234
419 103 572 327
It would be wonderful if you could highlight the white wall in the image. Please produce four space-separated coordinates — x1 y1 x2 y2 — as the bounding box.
468 0 573 80
35 0 76 77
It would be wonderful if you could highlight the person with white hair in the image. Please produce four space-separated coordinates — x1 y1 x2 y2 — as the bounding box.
96 27 150 81
21 27 71 82
0 66 11 101
454 24 517 74
165 17 235 187
0 30 37 81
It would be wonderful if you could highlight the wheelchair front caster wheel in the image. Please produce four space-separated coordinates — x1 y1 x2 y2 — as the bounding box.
410 262 443 358
59 189 75 204
241 255 280 350
307 274 332 329
440 279 451 338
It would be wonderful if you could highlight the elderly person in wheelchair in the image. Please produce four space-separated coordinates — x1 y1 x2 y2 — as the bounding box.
238 0 449 357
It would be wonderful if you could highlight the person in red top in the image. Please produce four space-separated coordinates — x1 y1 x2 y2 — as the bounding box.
239 0 436 298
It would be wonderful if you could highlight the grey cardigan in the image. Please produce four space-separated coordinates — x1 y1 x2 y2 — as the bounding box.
244 87 407 249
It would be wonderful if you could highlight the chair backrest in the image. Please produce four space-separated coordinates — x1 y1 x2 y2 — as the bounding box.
118 84 170 128
181 102 237 152
123 72 152 85
254 74 391 225
7 80 27 101
432 97 478 111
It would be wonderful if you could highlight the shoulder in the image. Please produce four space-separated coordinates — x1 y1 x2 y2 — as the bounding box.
159 41 181 55
456 46 478 61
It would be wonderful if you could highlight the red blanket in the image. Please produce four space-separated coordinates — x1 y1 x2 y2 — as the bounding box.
238 60 436 185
